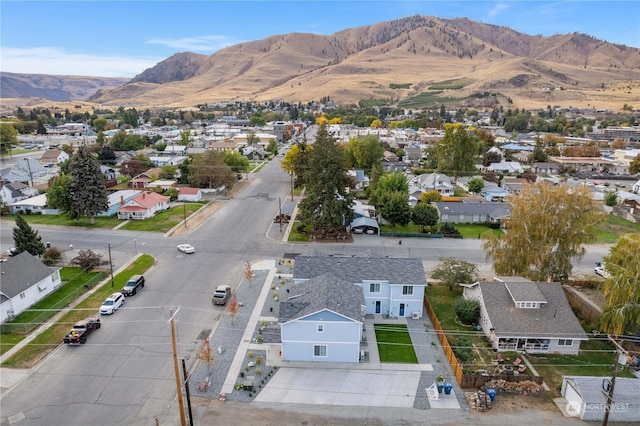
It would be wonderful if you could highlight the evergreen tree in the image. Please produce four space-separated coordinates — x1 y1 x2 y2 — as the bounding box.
68 146 109 224
298 124 354 231
12 213 46 257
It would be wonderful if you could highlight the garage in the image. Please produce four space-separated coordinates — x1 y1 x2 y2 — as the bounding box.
561 376 640 422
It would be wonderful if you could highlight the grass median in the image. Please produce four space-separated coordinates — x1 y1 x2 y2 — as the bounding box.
2 254 155 369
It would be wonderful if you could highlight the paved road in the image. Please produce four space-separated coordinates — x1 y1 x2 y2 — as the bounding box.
0 155 613 425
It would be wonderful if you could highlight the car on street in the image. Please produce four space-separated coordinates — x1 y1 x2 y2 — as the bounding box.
212 285 231 305
100 292 125 314
121 274 145 296
595 262 610 279
177 244 195 254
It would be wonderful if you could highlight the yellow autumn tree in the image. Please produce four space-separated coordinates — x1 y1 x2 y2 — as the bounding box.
316 116 329 126
482 182 604 281
600 232 640 334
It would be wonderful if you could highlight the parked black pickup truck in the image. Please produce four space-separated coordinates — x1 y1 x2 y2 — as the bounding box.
63 317 101 345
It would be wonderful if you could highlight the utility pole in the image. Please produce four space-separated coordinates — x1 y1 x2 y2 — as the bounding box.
290 172 294 201
181 358 193 426
169 308 187 426
24 158 34 187
183 201 187 228
108 243 114 287
602 335 627 426
278 197 282 233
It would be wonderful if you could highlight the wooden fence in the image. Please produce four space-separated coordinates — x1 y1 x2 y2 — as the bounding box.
424 295 464 385
563 286 602 322
424 294 545 389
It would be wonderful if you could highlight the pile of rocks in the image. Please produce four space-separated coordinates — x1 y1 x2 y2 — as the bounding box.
464 391 493 412
480 379 542 395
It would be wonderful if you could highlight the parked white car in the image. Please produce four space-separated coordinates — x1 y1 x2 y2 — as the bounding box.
595 263 610 279
100 292 125 315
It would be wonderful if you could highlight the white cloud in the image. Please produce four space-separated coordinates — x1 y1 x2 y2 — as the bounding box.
145 35 242 53
1 46 162 78
488 3 509 18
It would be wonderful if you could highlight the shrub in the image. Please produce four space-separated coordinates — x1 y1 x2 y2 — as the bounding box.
454 297 480 325
255 368 262 376
255 356 262 366
71 249 103 270
42 247 62 265
450 336 473 363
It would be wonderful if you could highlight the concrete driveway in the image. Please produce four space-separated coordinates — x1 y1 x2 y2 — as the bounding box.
254 368 421 407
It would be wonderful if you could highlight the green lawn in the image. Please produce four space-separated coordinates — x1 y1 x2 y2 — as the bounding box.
288 221 310 242
593 214 640 243
374 323 418 363
1 203 206 233
379 222 502 238
1 268 105 336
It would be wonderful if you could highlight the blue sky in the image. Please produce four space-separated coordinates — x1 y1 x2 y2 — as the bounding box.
1 1 639 78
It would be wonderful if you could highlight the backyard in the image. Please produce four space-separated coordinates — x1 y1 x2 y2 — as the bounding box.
374 323 418 363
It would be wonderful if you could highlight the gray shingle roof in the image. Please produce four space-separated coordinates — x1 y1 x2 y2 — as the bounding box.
434 201 511 219
479 281 587 338
279 273 364 323
294 251 426 286
0 252 60 298
504 282 547 303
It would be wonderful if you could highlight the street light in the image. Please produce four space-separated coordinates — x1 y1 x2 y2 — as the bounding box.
24 158 34 187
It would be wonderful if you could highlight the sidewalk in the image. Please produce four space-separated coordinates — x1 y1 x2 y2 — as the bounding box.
0 253 142 393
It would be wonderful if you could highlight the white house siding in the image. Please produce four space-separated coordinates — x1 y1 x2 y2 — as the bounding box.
1 269 61 323
389 284 424 318
281 312 361 362
362 280 391 316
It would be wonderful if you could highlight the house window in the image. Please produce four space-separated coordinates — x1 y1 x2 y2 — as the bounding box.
20 292 26 299
402 286 413 295
313 345 327 357
525 302 532 308
317 324 324 333
558 339 573 346
441 214 449 221
369 283 380 293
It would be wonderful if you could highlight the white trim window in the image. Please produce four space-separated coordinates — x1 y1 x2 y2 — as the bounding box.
317 324 324 333
402 285 413 295
558 339 573 346
369 283 381 293
313 345 327 357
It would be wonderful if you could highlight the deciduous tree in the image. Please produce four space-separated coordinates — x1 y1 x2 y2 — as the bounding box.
12 213 46 257
411 202 439 232
482 183 603 281
467 178 484 194
1 123 18 157
227 295 239 326
378 192 411 229
68 147 109 224
436 123 478 181
189 150 235 189
630 155 640 175
224 150 249 173
600 233 640 334
46 174 73 215
344 135 384 172
431 258 479 291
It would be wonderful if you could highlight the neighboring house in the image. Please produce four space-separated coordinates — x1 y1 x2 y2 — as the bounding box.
147 180 177 192
8 193 59 215
347 170 369 189
0 252 62 323
100 165 117 181
352 200 375 219
633 179 640 194
488 161 524 175
163 145 188 155
39 149 69 165
294 250 427 319
177 187 202 202
462 278 588 355
501 177 528 195
209 141 238 152
1 158 48 184
148 155 186 167
349 217 379 235
617 191 640 209
383 151 399 163
531 162 560 175
116 191 170 220
102 190 141 216
418 173 454 196
128 168 162 189
242 145 266 160
0 182 35 206
561 376 640 422
434 201 510 225
480 184 508 202
279 273 365 363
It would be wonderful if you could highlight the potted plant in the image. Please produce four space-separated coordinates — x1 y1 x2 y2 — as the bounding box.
436 375 445 393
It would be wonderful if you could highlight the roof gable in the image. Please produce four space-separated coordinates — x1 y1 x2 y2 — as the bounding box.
0 252 59 297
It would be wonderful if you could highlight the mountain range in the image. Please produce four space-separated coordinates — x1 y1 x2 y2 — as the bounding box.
3 16 639 110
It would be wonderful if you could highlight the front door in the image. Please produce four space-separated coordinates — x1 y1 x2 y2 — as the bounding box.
399 303 405 316
375 301 381 314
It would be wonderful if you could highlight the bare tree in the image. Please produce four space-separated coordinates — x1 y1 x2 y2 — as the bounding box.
227 295 239 326
197 337 215 374
244 261 255 287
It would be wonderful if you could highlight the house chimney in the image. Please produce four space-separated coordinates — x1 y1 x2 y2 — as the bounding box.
120 195 124 205
142 193 146 199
